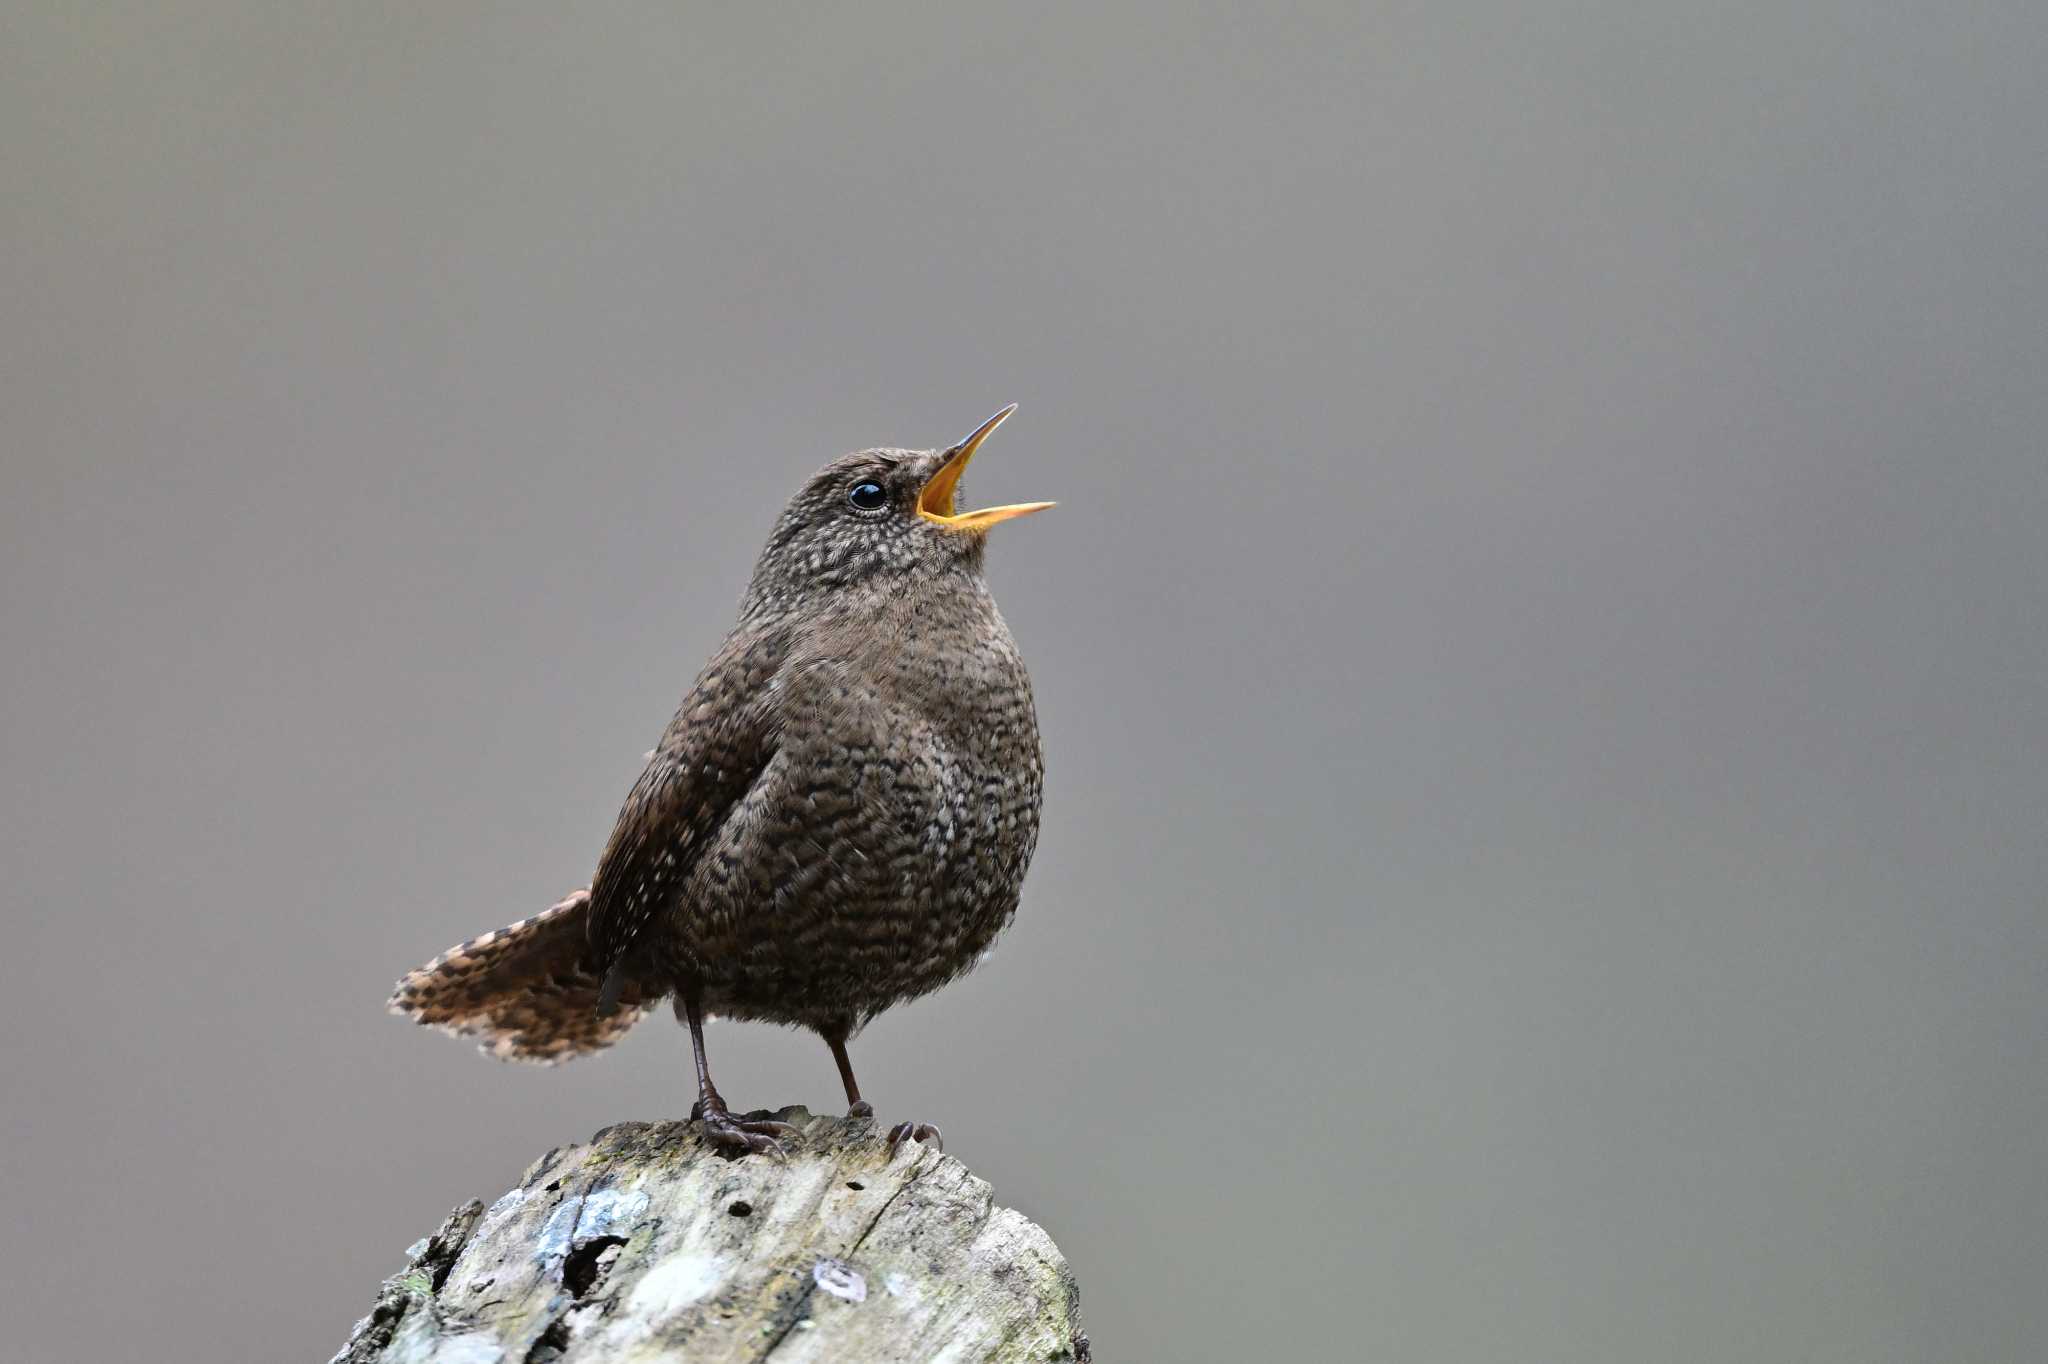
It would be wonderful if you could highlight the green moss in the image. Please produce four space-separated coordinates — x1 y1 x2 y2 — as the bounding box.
395 1269 435 1298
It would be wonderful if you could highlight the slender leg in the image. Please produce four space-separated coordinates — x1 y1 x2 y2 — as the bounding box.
676 991 797 1157
822 1027 873 1119
815 1025 943 1154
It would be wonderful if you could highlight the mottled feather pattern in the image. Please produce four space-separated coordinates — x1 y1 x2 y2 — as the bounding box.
391 430 1046 1075
639 572 1043 1031
388 890 655 1062
586 625 788 980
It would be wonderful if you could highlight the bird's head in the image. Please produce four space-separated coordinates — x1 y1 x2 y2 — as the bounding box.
740 405 1053 618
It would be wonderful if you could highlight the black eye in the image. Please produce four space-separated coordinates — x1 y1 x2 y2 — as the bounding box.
846 481 888 512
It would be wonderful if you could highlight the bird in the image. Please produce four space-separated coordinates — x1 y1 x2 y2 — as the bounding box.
390 406 1052 1156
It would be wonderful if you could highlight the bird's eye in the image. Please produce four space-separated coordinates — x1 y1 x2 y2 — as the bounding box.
846 481 888 512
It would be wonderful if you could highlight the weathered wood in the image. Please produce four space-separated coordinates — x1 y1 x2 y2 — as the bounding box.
332 1107 1088 1363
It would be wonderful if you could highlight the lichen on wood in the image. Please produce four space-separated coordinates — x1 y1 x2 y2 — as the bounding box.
331 1107 1088 1363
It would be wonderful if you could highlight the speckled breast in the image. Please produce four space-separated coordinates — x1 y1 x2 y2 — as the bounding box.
675 593 1043 1028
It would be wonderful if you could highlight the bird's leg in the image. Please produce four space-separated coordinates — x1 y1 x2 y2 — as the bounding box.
822 1027 872 1119
817 1025 943 1154
676 991 797 1157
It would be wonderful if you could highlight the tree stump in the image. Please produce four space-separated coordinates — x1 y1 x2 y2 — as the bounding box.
331 1107 1089 1363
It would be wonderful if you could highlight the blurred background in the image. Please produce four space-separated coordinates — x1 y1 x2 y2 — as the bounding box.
4 4 2044 1360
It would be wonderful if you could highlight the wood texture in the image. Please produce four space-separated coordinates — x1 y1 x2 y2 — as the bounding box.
331 1108 1088 1363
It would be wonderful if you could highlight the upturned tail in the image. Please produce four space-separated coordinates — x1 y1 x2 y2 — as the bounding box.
388 889 655 1063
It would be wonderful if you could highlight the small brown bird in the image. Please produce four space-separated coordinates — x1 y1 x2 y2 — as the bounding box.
391 406 1051 1155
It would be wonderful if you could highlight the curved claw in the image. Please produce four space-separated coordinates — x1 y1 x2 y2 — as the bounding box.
697 1102 798 1158
886 1120 944 1155
847 1100 875 1119
702 1119 789 1158
741 1114 801 1136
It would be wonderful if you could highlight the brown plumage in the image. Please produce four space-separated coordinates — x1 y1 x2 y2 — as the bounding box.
389 890 654 1061
390 407 1051 1154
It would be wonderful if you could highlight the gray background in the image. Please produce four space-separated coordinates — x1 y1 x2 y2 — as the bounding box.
4 4 2044 1361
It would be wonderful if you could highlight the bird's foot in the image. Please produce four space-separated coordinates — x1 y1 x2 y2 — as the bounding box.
693 1095 798 1157
847 1100 874 1119
886 1120 944 1155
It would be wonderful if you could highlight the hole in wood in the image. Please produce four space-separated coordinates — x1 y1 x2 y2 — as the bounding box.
561 1235 627 1297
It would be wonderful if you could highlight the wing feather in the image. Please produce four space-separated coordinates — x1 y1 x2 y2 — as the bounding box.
586 624 789 988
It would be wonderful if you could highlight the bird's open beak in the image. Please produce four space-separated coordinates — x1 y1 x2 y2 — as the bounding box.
917 404 1056 532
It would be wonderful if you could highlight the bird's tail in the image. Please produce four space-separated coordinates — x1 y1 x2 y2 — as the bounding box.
388 889 656 1063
